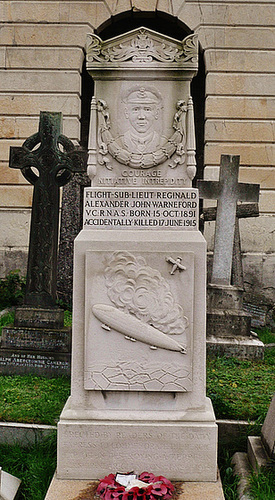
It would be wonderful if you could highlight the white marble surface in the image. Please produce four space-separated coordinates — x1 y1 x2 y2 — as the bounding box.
57 229 217 480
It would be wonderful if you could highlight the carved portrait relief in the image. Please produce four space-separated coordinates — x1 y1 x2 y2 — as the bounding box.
97 91 187 171
86 28 198 187
118 86 166 154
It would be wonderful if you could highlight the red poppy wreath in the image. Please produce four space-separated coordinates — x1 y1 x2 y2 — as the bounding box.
96 472 174 500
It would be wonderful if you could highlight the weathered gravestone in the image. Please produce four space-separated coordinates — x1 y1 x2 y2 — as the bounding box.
0 112 87 376
198 155 264 358
201 202 260 289
232 394 275 499
0 467 21 500
54 27 218 488
57 172 90 308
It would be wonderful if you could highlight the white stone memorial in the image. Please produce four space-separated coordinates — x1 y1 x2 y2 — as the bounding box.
57 27 217 482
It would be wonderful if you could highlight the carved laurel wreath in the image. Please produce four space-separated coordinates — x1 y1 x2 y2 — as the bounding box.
97 99 187 170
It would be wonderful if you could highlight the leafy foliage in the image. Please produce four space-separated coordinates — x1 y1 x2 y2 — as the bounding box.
0 310 15 336
0 271 26 309
219 450 239 500
255 328 275 345
64 309 72 327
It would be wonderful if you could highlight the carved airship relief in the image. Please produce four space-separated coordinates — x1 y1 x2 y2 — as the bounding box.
93 251 188 354
92 304 186 354
85 250 193 392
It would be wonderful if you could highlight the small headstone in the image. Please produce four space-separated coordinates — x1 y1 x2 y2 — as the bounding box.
233 394 275 497
243 303 266 328
0 112 87 376
248 396 275 468
261 393 275 459
0 467 21 500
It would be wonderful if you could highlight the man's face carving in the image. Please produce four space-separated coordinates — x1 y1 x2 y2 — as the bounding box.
124 89 160 135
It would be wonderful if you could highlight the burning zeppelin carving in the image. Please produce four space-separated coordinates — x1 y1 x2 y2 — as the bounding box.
85 250 193 392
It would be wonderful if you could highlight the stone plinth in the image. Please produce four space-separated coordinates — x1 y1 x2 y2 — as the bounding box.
206 284 264 359
57 228 217 481
14 306 64 329
45 475 225 500
0 321 71 376
207 284 245 311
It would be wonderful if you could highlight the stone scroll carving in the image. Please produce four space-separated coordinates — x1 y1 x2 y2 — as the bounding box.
86 29 198 66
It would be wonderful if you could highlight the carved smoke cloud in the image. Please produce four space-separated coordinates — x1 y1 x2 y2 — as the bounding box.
105 251 188 335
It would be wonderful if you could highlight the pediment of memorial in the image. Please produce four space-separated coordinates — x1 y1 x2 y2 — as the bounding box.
86 27 198 71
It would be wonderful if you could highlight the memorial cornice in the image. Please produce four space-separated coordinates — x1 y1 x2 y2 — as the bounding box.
86 27 198 72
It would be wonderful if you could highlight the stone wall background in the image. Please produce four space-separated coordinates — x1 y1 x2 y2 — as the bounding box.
0 0 274 307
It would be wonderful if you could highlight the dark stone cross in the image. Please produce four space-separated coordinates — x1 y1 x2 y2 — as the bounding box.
198 155 260 286
9 111 87 308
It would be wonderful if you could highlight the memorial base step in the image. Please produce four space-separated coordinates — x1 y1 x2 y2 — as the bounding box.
207 309 252 337
45 474 225 500
206 335 264 359
0 347 71 376
57 414 217 482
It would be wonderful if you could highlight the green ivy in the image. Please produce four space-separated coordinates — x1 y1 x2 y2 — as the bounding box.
0 270 26 309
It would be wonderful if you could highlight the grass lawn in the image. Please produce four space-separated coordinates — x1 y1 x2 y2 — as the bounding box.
0 434 57 500
207 328 275 423
0 374 70 425
0 310 274 500
0 323 273 426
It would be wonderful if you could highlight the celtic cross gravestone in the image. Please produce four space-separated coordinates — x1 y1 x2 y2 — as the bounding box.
0 112 87 376
9 111 87 309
